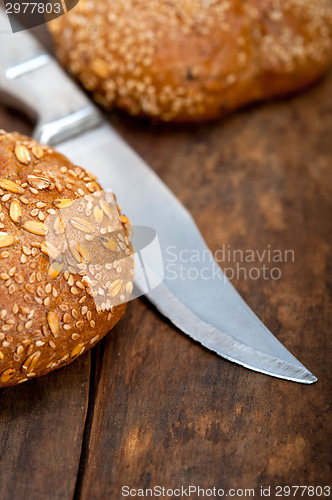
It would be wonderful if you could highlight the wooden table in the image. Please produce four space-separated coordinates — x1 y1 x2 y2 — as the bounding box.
0 26 331 500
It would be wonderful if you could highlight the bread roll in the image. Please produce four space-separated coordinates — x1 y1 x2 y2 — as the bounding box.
0 131 134 388
49 0 332 123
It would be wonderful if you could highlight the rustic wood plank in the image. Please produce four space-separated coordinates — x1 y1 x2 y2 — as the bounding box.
0 354 90 500
76 70 332 498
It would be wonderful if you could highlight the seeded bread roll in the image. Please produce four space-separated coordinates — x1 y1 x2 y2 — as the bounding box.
0 130 134 388
48 0 332 123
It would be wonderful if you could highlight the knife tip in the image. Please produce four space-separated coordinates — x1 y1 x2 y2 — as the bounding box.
289 368 318 384
300 372 318 384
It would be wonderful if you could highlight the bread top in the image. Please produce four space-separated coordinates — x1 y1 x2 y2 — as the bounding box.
0 131 134 387
49 0 332 122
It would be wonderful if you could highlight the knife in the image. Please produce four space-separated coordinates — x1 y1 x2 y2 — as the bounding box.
0 11 317 383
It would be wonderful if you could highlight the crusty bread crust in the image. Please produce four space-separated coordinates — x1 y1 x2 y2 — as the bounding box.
49 0 332 122
0 131 134 388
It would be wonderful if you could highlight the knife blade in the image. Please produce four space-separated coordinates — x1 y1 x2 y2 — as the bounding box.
0 11 317 383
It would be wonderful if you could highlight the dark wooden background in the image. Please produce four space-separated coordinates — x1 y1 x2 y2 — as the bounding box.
0 26 331 500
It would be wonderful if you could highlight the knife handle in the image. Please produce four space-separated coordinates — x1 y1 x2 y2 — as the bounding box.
0 9 101 144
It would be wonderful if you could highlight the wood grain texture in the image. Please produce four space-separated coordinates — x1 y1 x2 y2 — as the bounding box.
76 72 332 498
0 25 331 500
0 354 90 500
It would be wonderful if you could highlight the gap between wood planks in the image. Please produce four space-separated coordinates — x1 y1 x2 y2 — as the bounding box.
73 338 107 500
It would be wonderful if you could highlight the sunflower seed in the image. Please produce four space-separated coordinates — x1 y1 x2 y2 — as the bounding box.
22 351 41 373
99 199 113 218
101 236 119 251
0 232 15 248
70 344 85 357
40 241 60 260
9 200 22 223
70 217 93 233
47 261 64 279
23 220 48 236
109 279 121 297
69 243 82 263
0 179 24 194
93 205 104 224
78 244 91 262
53 199 73 208
31 145 44 159
47 311 59 336
0 368 15 382
14 144 30 164
54 216 65 235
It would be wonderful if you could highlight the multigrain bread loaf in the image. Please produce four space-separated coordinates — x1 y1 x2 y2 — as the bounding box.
48 0 332 123
0 131 134 388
